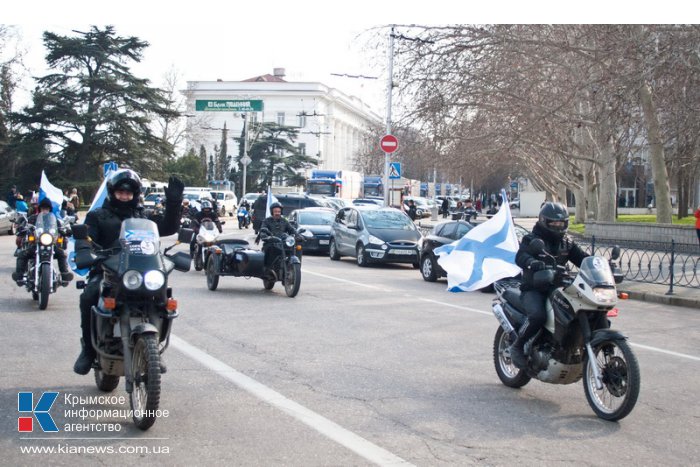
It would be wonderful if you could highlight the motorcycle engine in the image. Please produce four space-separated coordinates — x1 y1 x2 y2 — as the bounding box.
530 345 552 372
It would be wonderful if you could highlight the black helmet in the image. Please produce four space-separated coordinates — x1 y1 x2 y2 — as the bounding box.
537 202 569 237
201 200 213 210
39 198 53 211
269 202 283 213
106 169 141 210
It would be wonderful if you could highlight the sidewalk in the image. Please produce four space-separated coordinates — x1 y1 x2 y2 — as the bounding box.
416 217 700 310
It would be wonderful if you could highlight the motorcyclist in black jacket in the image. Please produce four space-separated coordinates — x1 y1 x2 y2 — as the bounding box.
258 202 296 267
73 170 184 375
509 202 589 369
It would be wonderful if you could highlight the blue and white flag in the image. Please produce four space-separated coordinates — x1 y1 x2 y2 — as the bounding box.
265 185 273 218
435 190 521 292
39 171 64 218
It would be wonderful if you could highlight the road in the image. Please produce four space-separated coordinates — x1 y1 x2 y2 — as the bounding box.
1 222 699 466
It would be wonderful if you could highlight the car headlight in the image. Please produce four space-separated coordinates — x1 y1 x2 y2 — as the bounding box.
285 236 296 247
143 270 165 291
368 235 384 246
593 287 617 303
123 270 143 290
39 233 54 246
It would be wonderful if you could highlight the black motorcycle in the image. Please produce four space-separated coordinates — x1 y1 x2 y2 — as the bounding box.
205 228 311 297
15 212 70 310
73 220 193 430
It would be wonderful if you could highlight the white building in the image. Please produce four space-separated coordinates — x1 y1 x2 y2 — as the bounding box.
183 68 382 181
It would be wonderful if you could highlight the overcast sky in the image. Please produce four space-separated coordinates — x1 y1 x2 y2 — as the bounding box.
5 0 695 113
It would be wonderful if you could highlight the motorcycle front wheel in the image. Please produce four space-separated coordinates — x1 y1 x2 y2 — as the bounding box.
194 249 203 271
493 326 531 388
284 262 301 298
38 264 51 310
583 339 640 421
130 334 161 430
206 255 219 291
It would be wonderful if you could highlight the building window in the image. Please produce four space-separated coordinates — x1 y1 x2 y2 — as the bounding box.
298 143 306 155
277 112 285 126
299 114 306 128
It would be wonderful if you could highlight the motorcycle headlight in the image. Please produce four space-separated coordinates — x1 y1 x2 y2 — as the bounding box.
285 236 296 248
123 270 143 290
593 287 617 303
143 270 166 291
39 233 54 246
368 235 385 246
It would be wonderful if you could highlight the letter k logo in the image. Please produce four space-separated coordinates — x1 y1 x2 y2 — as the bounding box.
18 392 59 432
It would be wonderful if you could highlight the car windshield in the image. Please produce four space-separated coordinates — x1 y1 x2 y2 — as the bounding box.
212 193 224 200
361 210 416 230
145 194 160 201
299 211 335 225
184 193 201 201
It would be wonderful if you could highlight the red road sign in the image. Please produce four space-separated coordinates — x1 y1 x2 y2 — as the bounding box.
380 134 399 153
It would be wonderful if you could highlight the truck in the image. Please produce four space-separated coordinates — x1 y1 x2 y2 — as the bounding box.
362 175 384 198
306 170 362 200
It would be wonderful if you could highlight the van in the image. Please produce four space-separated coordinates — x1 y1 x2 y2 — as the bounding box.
209 190 238 217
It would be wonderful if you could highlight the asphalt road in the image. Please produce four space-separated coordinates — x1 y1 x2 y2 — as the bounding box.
1 222 699 466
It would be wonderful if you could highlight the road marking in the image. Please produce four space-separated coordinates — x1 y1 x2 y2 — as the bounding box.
170 335 413 467
304 268 700 362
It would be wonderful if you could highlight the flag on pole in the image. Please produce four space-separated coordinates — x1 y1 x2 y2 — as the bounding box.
39 171 64 218
435 189 521 292
265 185 273 218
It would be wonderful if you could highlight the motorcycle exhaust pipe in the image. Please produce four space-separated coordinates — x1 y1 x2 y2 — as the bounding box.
492 301 516 338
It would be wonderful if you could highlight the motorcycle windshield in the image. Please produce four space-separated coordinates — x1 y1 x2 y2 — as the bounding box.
35 212 58 235
119 218 160 256
200 219 216 230
578 256 615 287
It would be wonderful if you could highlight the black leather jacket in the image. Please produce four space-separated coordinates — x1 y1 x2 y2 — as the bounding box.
260 216 296 239
516 223 589 291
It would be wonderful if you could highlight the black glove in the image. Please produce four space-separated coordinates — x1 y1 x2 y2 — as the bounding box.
529 260 545 271
164 176 185 202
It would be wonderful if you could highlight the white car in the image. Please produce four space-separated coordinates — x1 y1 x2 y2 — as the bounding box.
0 200 17 235
209 190 238 216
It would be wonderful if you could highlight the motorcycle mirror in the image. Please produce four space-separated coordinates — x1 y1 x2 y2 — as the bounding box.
298 228 313 238
178 228 194 243
170 251 192 272
72 224 89 240
528 238 545 255
220 221 226 225
611 246 621 261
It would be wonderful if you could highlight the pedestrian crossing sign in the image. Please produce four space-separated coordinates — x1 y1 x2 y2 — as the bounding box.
389 162 401 180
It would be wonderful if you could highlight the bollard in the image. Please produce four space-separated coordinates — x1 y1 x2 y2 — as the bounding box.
591 235 596 255
666 239 675 295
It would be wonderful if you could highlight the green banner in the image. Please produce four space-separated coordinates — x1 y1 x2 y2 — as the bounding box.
195 100 264 112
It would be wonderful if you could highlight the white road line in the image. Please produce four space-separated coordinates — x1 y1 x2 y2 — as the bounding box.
304 270 386 290
170 335 413 467
304 268 700 362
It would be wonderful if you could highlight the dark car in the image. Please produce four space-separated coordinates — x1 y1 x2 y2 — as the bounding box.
288 207 336 254
275 193 329 216
251 193 278 233
420 220 529 282
329 206 422 267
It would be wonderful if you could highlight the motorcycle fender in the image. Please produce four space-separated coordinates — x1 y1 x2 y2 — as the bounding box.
590 329 627 347
130 323 159 345
288 255 301 265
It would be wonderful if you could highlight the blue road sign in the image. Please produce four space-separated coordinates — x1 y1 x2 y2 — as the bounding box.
103 161 118 176
389 162 401 180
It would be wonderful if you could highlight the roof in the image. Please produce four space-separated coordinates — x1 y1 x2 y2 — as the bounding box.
241 74 287 83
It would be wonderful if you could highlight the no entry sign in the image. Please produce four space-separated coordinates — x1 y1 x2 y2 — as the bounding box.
380 134 398 153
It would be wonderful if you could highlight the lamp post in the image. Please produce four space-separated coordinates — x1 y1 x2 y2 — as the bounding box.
383 26 395 207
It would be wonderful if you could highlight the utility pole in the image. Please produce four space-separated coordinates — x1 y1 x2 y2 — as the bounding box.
383 26 395 207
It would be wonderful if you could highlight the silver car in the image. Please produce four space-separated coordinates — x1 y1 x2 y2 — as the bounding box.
0 200 16 235
329 206 422 267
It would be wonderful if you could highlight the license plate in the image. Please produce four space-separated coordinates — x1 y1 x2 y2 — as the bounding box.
319 240 329 245
389 249 415 255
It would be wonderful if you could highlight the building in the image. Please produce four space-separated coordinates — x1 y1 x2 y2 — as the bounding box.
183 68 382 187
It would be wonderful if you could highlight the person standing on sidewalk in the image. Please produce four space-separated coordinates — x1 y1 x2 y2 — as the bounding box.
695 204 700 246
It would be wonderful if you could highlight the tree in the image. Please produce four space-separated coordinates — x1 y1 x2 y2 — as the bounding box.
15 26 179 184
164 148 206 186
0 25 27 190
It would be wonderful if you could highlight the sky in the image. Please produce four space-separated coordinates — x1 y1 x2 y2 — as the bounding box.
4 0 697 115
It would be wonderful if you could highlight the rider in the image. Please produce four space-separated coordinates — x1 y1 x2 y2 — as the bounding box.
12 197 74 285
509 201 589 369
258 202 296 267
73 170 184 375
193 199 222 233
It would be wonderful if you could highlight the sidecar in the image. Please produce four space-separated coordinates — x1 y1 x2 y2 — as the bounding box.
204 238 267 290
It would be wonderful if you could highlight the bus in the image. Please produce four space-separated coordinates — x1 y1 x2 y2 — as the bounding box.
306 170 362 200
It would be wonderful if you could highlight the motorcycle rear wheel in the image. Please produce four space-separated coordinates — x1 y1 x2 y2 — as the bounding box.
94 367 120 392
130 334 161 430
194 250 203 271
493 326 531 388
284 262 301 298
38 264 51 310
583 339 640 421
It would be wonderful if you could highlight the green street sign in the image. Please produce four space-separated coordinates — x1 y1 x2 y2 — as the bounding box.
195 100 264 112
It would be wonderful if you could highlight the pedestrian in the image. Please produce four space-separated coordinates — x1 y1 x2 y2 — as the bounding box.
441 197 449 218
475 198 482 213
695 204 700 246
69 188 80 210
407 200 417 221
6 185 18 209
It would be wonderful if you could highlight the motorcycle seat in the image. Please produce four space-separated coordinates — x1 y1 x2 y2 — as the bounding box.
503 288 528 313
217 238 249 246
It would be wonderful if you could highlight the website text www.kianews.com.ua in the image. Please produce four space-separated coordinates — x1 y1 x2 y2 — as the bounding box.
20 443 170 455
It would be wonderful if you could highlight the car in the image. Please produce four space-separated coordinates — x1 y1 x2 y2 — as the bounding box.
143 193 162 207
0 200 16 235
419 220 529 283
329 205 422 267
275 193 329 217
242 192 262 206
403 196 432 218
288 207 336 254
210 190 238 216
251 193 279 232
352 198 384 207
183 191 216 211
321 197 350 211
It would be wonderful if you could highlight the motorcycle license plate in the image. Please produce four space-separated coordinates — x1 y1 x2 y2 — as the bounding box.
319 240 329 245
389 249 415 255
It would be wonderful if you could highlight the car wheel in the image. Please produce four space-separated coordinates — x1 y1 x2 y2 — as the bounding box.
356 245 368 267
420 254 438 281
329 239 340 260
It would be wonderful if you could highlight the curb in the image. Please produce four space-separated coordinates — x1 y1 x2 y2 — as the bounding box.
620 288 700 309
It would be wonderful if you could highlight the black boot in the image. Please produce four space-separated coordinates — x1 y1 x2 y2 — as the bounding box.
159 356 167 374
508 320 538 369
73 339 96 375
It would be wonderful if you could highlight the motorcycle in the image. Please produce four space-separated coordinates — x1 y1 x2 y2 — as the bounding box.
72 221 193 430
237 207 250 229
191 218 222 271
205 228 312 298
15 212 70 310
491 239 640 421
